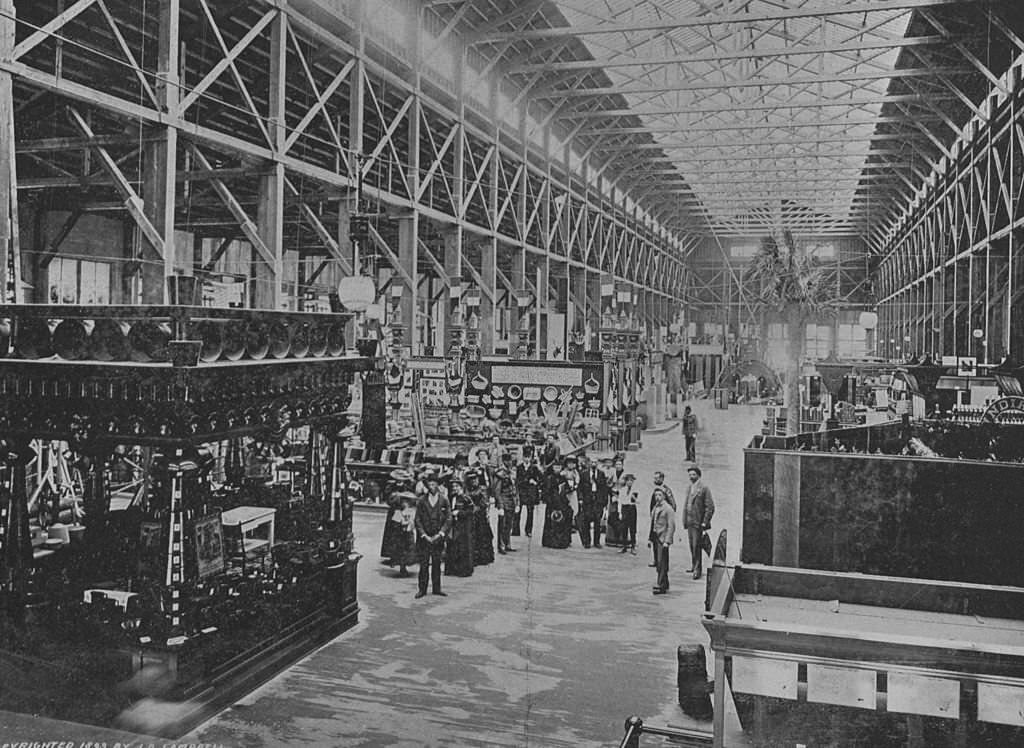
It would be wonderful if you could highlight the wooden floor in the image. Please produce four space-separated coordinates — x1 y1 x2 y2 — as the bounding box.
182 398 760 747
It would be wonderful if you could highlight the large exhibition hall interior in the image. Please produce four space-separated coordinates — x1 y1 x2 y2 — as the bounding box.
1 1 1023 747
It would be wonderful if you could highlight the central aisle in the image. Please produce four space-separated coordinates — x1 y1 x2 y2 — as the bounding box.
188 399 761 747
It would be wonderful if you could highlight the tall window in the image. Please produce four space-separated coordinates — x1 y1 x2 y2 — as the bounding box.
805 324 833 359
48 258 111 305
835 323 867 358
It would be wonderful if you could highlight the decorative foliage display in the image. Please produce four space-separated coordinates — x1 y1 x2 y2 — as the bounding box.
744 230 839 435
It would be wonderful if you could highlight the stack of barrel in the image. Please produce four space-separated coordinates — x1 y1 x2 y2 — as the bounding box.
0 313 351 364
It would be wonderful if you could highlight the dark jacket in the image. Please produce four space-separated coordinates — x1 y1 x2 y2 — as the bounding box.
683 480 714 530
415 494 453 539
516 462 543 506
578 467 609 517
494 469 518 511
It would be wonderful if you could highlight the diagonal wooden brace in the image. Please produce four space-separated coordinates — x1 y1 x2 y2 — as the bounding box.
283 176 353 274
67 106 165 258
188 144 277 267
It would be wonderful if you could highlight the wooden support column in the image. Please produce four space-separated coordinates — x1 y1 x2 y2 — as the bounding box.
480 239 496 354
139 0 180 302
517 107 533 352
570 264 586 350
398 215 418 353
254 10 285 309
442 228 462 347
0 0 18 303
509 246 526 358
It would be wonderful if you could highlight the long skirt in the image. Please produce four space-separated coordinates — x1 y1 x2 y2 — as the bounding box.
380 512 414 565
446 512 474 576
542 496 574 549
605 506 624 547
472 508 495 566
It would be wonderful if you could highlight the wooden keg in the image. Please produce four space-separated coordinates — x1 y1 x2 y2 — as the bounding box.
127 320 171 362
15 317 54 359
221 320 247 361
90 318 131 361
195 320 225 363
52 319 91 360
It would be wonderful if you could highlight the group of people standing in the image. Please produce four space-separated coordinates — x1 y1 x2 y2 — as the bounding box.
647 467 715 595
379 437 548 598
379 431 715 599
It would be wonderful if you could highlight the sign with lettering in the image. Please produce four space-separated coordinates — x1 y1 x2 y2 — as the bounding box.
491 365 582 386
981 395 1024 423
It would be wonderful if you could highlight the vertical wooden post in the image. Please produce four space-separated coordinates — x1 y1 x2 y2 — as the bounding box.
442 228 462 347
0 0 18 303
255 9 286 309
398 216 418 353
712 652 727 748
140 0 180 302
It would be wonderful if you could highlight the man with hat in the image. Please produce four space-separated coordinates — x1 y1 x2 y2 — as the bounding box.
414 475 452 598
577 454 609 548
493 453 518 554
683 466 715 580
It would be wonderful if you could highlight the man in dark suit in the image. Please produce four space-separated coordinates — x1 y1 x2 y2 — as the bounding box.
414 476 453 598
683 466 715 580
577 455 609 548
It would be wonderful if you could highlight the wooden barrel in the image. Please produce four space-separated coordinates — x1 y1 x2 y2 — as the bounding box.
677 644 714 720
90 318 131 361
326 320 346 356
0 318 11 357
195 320 225 363
52 319 91 360
245 320 271 360
221 320 247 361
289 321 310 358
268 320 290 359
127 320 171 362
15 317 54 359
308 322 329 357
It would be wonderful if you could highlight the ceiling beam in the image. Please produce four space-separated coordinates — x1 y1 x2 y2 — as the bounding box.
533 67 969 99
471 0 980 43
582 115 942 136
509 35 947 73
592 133 936 150
559 94 957 119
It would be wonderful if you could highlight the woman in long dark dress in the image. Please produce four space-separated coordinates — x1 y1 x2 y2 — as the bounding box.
380 470 415 567
445 482 474 576
467 470 494 566
542 468 574 549
516 446 542 537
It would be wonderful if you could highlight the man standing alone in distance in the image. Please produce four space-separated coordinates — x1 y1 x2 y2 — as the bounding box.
683 466 715 580
414 476 452 598
682 405 699 463
650 487 676 595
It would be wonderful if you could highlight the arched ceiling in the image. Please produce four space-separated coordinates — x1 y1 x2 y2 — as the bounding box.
428 0 1024 248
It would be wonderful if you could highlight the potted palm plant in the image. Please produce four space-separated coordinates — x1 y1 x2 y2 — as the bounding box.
743 230 837 436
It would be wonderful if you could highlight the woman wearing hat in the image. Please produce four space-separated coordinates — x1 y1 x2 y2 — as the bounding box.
466 469 494 566
380 469 416 572
542 464 575 549
515 445 542 537
445 480 475 577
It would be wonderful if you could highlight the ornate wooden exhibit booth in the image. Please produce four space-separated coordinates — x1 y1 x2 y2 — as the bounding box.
0 303 381 734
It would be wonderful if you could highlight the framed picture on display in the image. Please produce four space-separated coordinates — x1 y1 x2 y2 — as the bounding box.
193 513 226 578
